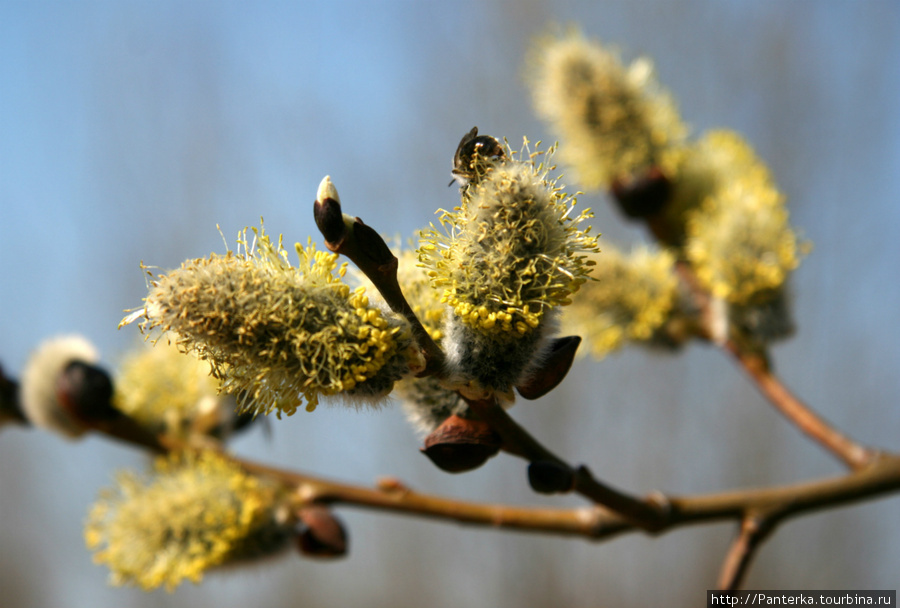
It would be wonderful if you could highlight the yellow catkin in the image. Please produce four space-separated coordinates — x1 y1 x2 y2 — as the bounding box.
84 450 285 592
562 244 677 359
114 340 227 437
527 29 687 189
418 141 598 340
124 225 413 417
682 132 807 303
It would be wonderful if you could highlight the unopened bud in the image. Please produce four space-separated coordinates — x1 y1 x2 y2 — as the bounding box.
56 361 119 424
296 506 348 558
527 460 575 494
421 414 501 473
516 336 581 400
0 364 25 427
610 166 671 219
314 175 348 245
21 335 101 437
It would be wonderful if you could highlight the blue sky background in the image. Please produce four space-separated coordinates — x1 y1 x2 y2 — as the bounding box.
1 2 899 606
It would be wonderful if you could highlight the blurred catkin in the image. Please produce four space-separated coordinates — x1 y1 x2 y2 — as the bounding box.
528 29 686 189
85 450 290 591
562 244 677 358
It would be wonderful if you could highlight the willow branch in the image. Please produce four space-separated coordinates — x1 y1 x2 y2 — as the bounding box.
313 176 445 376
463 395 668 531
236 451 900 548
673 262 874 470
717 513 777 590
239 458 608 539
65 407 900 555
722 341 875 470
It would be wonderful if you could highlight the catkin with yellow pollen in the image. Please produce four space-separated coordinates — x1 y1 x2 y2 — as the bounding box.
114 340 231 438
122 225 416 417
561 244 677 359
419 141 598 395
683 133 806 305
527 29 686 189
84 450 291 592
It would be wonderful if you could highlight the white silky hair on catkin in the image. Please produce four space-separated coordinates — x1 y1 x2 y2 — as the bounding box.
441 307 560 399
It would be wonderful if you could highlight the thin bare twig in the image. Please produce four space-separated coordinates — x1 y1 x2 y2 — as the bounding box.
463 396 669 531
673 261 874 470
717 513 777 590
235 451 900 549
313 177 445 375
239 458 607 538
722 342 875 470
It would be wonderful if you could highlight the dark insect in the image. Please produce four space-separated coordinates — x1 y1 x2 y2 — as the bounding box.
449 126 505 187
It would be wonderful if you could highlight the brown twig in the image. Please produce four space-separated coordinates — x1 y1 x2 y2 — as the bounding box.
673 261 875 470
716 512 777 590
239 458 608 539
463 395 669 531
313 176 445 376
722 342 875 470
236 451 900 549
55 380 900 585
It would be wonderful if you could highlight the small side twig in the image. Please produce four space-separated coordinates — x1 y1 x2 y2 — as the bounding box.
723 342 875 470
674 261 875 470
238 457 607 539
313 175 445 376
236 450 900 550
716 512 777 590
463 395 668 531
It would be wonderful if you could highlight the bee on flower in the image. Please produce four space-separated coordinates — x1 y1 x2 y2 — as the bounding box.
419 132 599 398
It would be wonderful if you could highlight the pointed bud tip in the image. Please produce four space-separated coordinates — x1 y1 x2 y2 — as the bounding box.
317 175 340 205
314 177 346 244
516 335 582 400
296 507 348 558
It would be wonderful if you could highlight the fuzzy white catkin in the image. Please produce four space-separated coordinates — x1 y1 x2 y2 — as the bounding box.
20 334 99 437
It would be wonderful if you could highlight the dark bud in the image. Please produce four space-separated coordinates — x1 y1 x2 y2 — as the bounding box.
421 414 501 473
0 364 26 426
730 287 795 344
610 167 672 219
314 175 347 245
528 460 576 494
56 361 120 424
516 336 581 400
296 506 348 559
55 360 166 452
